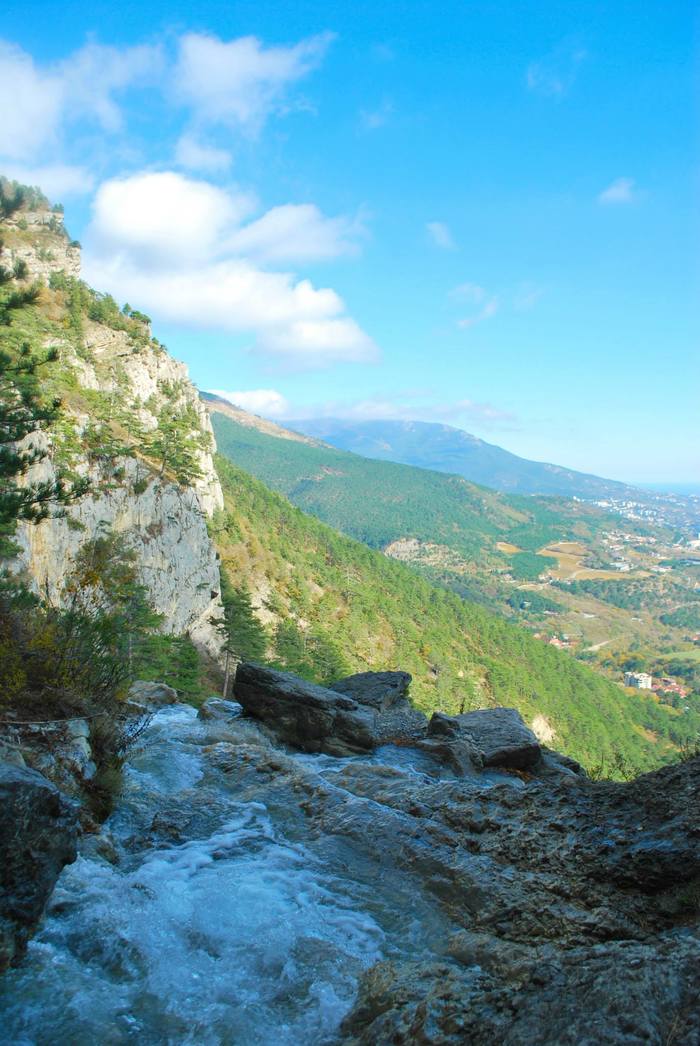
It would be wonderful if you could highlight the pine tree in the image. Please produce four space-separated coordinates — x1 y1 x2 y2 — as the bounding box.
217 570 268 696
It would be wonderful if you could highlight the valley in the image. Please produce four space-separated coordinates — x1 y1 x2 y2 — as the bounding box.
208 402 700 723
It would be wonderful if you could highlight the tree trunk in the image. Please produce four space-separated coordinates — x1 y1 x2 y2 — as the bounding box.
223 648 231 699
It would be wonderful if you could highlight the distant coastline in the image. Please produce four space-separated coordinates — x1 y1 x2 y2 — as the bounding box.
638 482 700 497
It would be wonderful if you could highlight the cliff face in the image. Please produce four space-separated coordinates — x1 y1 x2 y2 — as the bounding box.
2 200 224 657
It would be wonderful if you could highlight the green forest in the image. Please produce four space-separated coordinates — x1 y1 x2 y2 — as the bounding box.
210 412 613 566
211 455 699 774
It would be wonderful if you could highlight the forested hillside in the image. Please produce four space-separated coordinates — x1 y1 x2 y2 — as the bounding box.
285 416 638 499
211 456 698 773
210 411 616 567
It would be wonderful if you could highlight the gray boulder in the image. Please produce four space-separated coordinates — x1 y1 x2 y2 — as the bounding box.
233 663 377 756
127 680 178 708
331 670 427 744
426 706 541 771
0 763 79 970
330 671 412 711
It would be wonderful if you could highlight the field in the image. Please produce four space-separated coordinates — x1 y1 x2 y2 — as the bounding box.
538 540 644 581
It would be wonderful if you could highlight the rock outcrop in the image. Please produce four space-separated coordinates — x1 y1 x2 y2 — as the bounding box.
234 663 377 756
234 664 558 773
330 670 412 710
0 764 78 971
422 706 541 772
2 200 225 657
127 680 178 709
323 754 700 1045
199 704 700 1043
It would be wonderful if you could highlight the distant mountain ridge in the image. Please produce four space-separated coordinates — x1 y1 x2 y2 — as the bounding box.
281 417 639 500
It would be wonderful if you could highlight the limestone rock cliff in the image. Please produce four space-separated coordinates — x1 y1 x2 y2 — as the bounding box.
2 198 225 657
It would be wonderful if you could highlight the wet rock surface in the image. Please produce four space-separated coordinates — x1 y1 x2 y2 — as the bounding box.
332 754 700 1045
2 698 698 1044
340 934 700 1045
0 763 79 971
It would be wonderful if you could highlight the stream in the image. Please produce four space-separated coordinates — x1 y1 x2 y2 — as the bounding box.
0 704 461 1045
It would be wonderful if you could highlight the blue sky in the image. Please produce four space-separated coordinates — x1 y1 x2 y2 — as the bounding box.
2 1 697 483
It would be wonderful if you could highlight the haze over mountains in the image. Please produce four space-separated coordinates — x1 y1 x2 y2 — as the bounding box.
282 417 640 500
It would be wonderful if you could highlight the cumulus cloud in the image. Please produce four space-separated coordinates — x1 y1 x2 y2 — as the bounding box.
0 42 63 160
83 171 375 368
0 39 160 163
86 171 255 266
57 41 161 131
526 44 587 98
209 388 290 417
597 177 638 205
426 221 456 250
175 134 232 173
174 31 334 132
0 162 94 198
0 29 327 185
226 203 364 262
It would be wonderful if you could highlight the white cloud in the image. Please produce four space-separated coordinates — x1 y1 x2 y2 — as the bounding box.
0 41 63 160
597 177 638 205
426 221 456 250
526 44 587 98
87 171 256 266
286 393 517 427
0 162 94 198
209 388 290 417
175 134 232 173
0 39 160 163
84 171 375 368
226 203 363 262
57 41 161 132
174 31 334 131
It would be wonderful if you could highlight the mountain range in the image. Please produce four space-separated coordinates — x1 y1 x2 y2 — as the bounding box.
281 417 641 500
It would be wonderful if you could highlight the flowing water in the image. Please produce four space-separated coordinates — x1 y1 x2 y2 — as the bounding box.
1 705 460 1045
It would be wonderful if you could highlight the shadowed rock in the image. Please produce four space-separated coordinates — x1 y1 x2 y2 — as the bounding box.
233 662 377 756
330 671 412 711
0 763 79 971
425 706 541 770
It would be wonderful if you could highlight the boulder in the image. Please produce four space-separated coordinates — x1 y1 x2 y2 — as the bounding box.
234 662 377 756
0 763 79 970
127 680 178 708
330 671 412 711
426 707 541 771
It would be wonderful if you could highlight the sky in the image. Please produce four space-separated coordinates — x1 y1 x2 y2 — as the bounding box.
1 0 698 484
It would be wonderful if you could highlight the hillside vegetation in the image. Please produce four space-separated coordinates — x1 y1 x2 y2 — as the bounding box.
210 410 700 692
211 456 698 774
210 411 616 568
285 416 638 499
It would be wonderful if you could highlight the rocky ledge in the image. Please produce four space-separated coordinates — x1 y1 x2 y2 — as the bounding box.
229 663 700 1043
233 662 568 775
